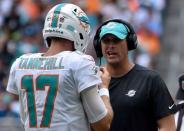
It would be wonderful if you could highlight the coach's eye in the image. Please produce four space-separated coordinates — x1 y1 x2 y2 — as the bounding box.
102 37 121 44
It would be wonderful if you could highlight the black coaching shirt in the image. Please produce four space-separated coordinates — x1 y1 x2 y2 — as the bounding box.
109 64 176 131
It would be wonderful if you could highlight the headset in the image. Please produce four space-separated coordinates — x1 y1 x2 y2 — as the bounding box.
93 19 138 58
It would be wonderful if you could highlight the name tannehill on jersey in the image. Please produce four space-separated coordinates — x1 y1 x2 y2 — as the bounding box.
19 57 64 70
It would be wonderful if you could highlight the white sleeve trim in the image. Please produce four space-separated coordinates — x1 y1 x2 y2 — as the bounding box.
6 88 18 95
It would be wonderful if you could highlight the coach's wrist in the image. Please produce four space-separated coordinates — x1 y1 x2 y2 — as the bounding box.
98 88 109 97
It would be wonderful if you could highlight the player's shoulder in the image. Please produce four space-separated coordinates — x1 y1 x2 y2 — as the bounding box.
64 51 95 70
134 64 160 78
71 51 95 62
12 53 41 67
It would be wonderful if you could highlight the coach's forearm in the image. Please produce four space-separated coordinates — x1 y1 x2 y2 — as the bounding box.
91 95 113 131
101 95 114 126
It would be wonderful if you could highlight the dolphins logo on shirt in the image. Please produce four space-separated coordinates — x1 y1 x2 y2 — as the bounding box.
125 90 136 97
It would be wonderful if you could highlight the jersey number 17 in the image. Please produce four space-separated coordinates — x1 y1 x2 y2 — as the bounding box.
21 75 59 128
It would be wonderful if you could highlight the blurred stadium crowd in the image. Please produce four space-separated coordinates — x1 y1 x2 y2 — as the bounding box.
0 0 166 126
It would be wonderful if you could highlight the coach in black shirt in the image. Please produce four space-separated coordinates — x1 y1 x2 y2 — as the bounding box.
93 19 176 131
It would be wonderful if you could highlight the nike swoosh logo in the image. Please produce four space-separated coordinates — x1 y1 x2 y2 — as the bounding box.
168 104 175 109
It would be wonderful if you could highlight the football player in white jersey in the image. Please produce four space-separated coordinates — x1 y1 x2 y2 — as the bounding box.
6 3 113 131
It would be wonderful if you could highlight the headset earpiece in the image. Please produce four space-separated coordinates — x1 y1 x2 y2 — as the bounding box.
93 19 138 58
122 20 138 50
93 26 103 57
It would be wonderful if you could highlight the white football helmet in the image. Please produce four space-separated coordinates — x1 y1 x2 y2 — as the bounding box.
43 3 90 52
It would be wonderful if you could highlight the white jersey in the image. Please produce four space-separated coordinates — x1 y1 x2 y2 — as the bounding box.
7 51 102 131
175 111 184 131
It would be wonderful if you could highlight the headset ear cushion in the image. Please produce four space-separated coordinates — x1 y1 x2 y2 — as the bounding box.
93 31 102 58
132 34 138 47
121 21 137 50
128 33 137 50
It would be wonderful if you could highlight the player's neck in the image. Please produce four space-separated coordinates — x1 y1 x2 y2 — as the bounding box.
44 42 74 56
